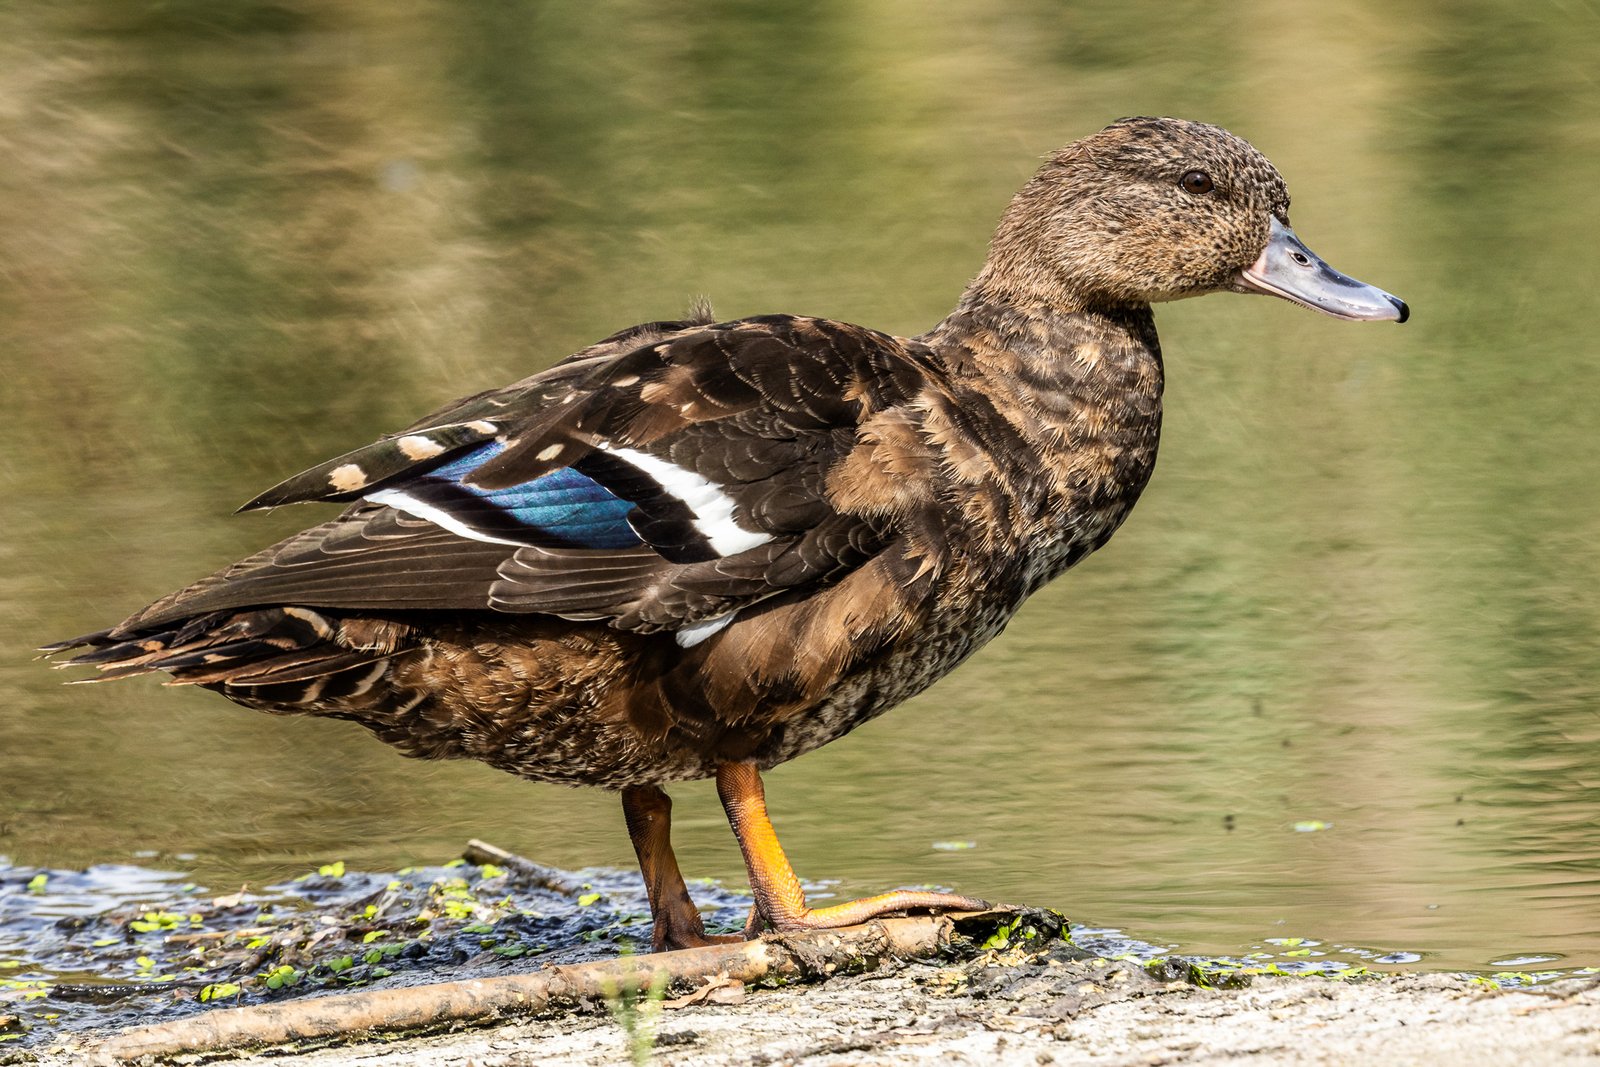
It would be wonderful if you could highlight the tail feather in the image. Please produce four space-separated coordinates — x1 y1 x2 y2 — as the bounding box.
50 640 164 667
37 630 116 655
46 607 402 701
65 662 165 684
177 650 381 689
46 607 539 769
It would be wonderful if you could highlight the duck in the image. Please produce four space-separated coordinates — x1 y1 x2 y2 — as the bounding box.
47 117 1407 953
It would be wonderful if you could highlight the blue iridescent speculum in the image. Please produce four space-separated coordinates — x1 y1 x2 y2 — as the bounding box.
423 443 644 549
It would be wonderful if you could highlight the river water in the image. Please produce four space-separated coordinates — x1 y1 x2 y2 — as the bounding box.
2 0 1598 982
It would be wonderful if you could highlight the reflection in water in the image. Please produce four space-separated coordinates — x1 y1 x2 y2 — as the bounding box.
3 0 1599 978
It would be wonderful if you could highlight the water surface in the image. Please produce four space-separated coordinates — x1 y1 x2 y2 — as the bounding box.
3 0 1598 981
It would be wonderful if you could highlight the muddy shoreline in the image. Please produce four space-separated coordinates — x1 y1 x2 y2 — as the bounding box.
5 853 1598 1065
29 944 1600 1066
230 972 1600 1067
376 969 1600 1067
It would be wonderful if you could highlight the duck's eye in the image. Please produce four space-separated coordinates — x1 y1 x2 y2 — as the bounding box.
1180 170 1214 195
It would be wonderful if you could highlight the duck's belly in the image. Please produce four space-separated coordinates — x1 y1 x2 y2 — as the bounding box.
457 598 1020 787
441 610 1018 788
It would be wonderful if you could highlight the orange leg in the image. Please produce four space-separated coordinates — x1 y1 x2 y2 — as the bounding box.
621 785 744 952
715 761 989 932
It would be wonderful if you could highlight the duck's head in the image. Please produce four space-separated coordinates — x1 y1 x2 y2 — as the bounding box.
980 116 1407 322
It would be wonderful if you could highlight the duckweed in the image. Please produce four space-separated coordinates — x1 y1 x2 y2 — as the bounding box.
127 911 187 934
7 854 750 1049
262 965 302 991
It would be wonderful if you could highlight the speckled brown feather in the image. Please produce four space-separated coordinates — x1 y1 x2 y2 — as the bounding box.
52 118 1304 789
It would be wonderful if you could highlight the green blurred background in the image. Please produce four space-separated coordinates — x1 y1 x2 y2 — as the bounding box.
2 0 1598 971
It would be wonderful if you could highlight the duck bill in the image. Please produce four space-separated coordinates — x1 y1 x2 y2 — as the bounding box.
1235 217 1409 323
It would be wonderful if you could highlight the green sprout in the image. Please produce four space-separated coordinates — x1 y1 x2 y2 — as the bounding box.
602 968 670 1067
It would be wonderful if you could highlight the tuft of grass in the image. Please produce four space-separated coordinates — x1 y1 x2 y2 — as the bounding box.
602 967 670 1067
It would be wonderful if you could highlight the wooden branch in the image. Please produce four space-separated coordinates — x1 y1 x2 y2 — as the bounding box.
461 838 583 895
83 910 1028 1064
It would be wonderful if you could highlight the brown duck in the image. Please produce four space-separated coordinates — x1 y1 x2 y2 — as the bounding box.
49 117 1407 952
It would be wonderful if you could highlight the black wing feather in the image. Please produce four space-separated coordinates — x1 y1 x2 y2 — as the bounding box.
107 316 941 640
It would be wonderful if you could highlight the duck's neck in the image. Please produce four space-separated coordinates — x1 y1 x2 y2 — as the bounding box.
918 280 1166 565
920 279 1164 405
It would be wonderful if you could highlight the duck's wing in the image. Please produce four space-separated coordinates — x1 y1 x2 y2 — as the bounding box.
107 315 940 647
